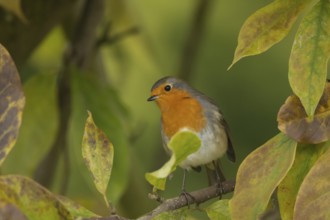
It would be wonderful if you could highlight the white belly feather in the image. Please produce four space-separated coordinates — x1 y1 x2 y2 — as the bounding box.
178 125 228 169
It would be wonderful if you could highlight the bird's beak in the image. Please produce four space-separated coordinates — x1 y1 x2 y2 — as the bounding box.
147 95 159 102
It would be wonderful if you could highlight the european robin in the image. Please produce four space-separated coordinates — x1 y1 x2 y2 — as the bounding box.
147 76 235 195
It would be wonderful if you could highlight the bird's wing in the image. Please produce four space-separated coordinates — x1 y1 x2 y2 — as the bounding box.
220 117 236 162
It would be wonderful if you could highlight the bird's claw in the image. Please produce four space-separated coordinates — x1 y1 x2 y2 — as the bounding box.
215 181 225 200
180 190 196 208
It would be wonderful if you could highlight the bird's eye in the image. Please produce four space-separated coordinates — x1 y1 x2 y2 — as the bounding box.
164 85 172 92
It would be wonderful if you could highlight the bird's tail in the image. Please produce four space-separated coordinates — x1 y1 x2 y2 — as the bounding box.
205 160 225 186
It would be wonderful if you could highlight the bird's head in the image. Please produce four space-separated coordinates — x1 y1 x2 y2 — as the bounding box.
147 77 194 111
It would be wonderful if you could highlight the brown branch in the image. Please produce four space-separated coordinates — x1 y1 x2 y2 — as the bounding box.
81 180 235 220
178 0 212 81
33 0 105 193
138 180 235 220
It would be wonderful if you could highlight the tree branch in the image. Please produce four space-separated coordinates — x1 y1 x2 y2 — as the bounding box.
178 0 212 81
138 180 235 220
33 0 105 193
96 25 139 48
81 180 235 220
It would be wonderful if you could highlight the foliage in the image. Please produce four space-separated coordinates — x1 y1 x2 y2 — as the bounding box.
145 131 201 191
82 111 114 210
0 44 25 166
0 0 329 219
228 0 330 219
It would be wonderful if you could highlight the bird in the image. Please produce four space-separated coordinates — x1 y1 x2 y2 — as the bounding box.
147 76 235 198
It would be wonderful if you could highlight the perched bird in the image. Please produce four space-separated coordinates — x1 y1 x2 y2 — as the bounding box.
147 76 235 194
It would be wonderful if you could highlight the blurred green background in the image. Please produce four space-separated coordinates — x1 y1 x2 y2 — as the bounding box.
0 0 294 218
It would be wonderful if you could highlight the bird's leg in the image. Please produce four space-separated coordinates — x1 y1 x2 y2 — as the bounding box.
180 169 196 207
213 160 225 199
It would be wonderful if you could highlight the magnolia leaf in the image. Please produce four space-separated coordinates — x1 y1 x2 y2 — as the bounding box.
289 0 330 116
2 73 58 175
0 175 72 220
0 44 25 166
82 111 114 208
205 199 230 220
229 0 314 68
0 200 27 220
70 72 129 203
293 145 330 220
145 131 201 191
56 195 99 218
278 82 330 143
278 142 329 220
0 0 28 23
229 133 297 220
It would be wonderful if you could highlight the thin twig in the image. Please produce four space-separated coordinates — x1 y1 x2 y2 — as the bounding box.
96 26 139 48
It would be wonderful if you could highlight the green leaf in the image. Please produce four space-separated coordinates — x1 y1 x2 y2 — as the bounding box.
0 175 72 220
0 200 27 220
229 0 315 68
289 0 330 116
293 144 330 219
56 195 99 218
145 131 201 191
69 71 129 204
2 73 58 174
229 133 297 220
82 111 114 208
0 0 28 23
205 199 231 220
0 44 25 166
278 142 329 220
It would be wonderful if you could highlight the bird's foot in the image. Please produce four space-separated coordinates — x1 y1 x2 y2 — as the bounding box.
180 190 196 208
215 181 225 200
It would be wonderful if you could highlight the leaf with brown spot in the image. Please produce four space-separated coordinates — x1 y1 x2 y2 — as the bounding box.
229 0 315 69
289 0 330 117
56 195 100 218
0 44 25 166
82 111 114 208
278 82 330 144
277 142 329 220
0 175 72 220
205 199 231 220
293 144 330 220
229 133 297 220
0 200 27 220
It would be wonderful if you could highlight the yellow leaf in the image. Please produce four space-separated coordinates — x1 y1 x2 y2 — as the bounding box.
0 175 72 219
0 44 25 166
205 199 231 220
229 0 315 69
289 0 330 116
230 133 297 220
82 111 114 208
277 142 329 220
293 145 330 220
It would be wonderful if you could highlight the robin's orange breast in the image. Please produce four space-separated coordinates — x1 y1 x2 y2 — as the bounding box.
157 91 206 139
